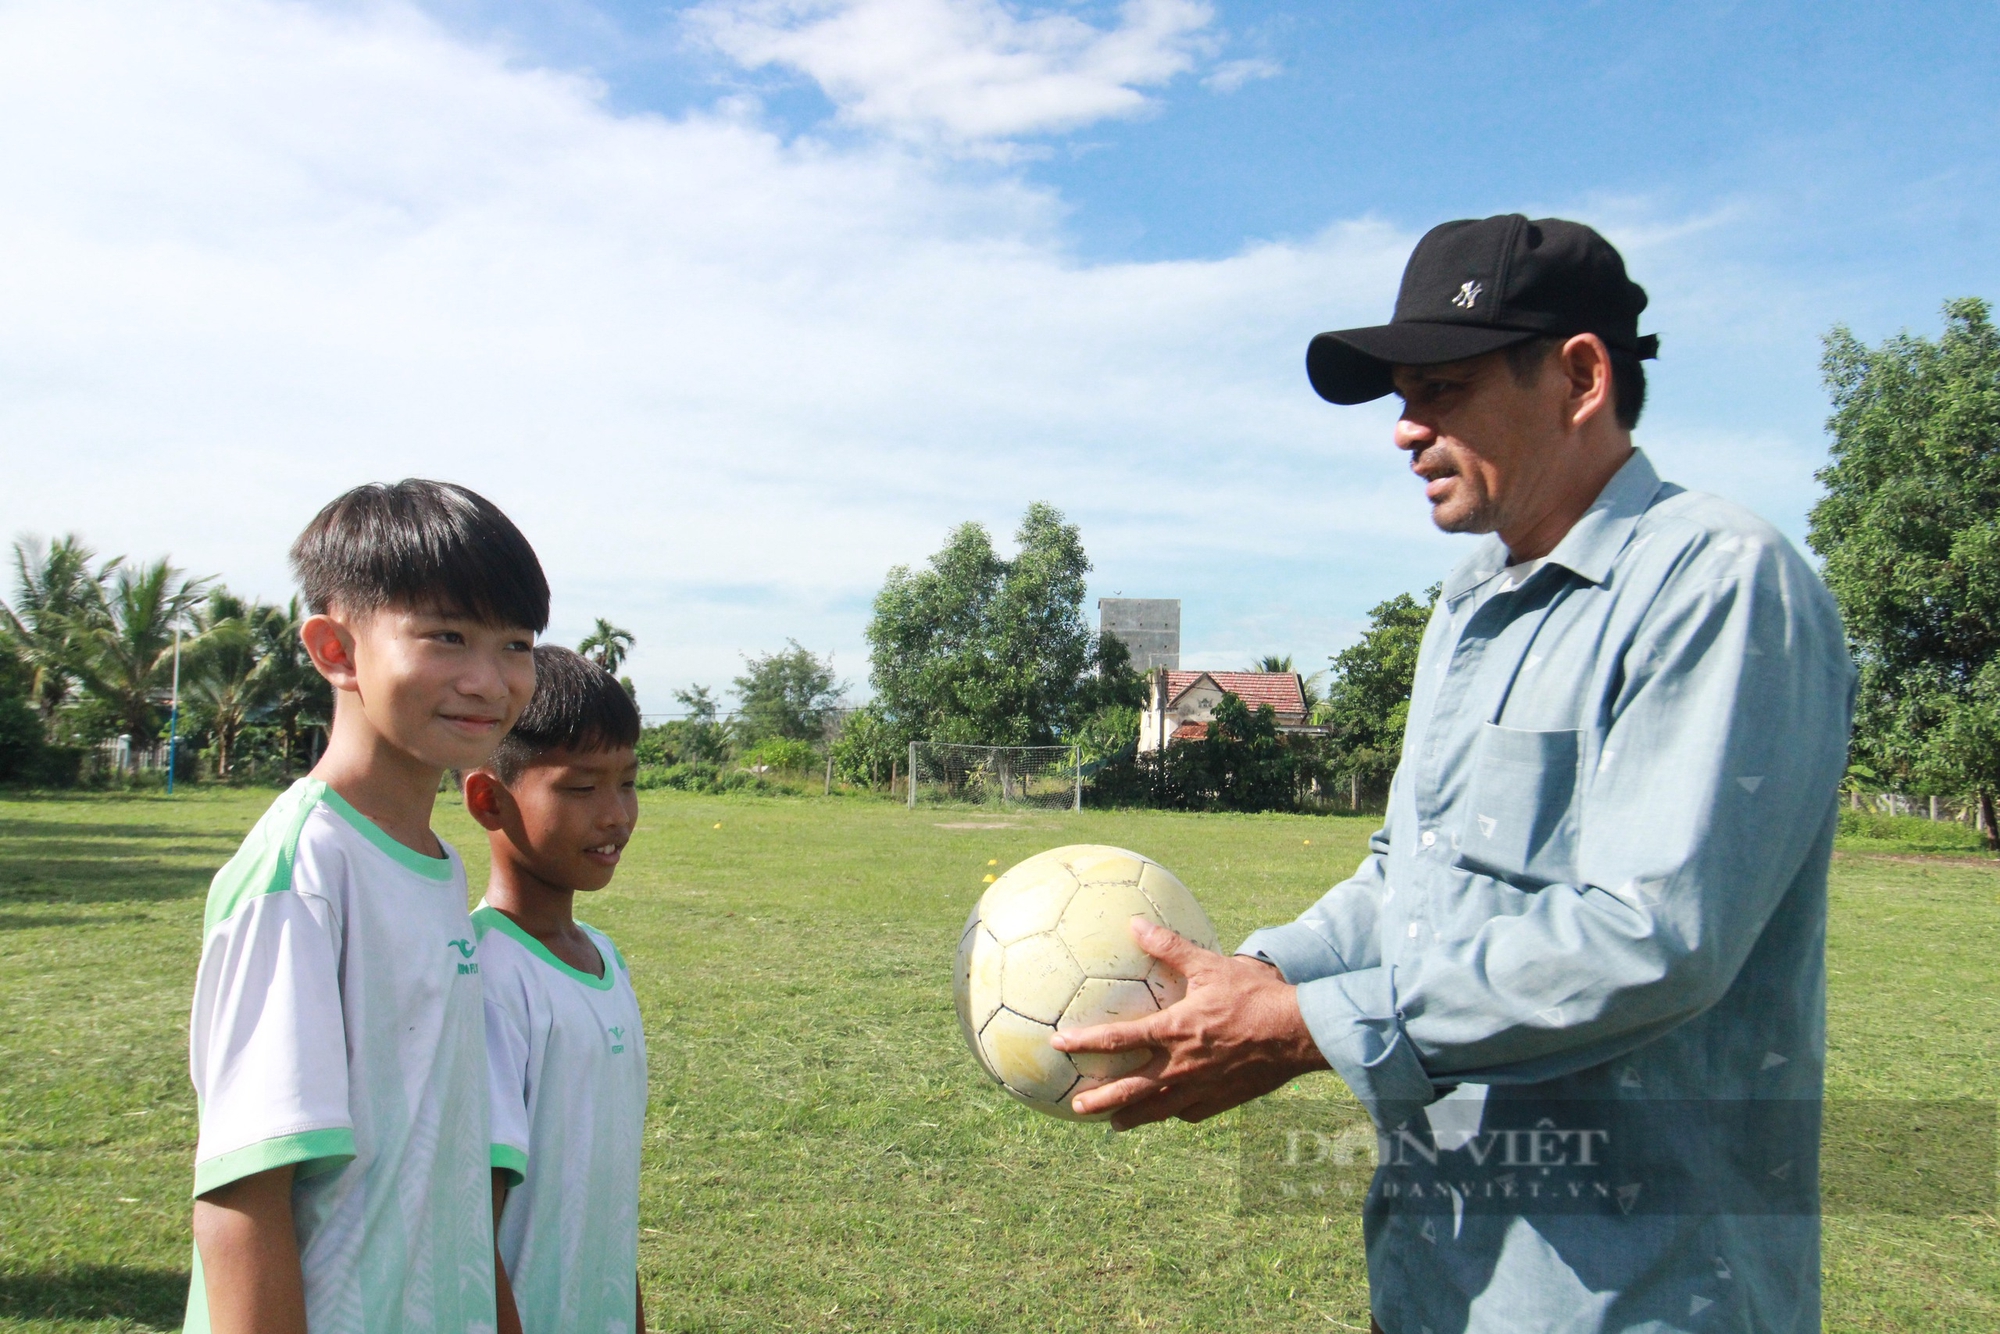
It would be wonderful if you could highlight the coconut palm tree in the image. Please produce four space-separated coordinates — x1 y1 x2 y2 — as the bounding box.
74 559 212 746
249 597 329 777
578 618 636 675
0 534 118 734
183 591 267 781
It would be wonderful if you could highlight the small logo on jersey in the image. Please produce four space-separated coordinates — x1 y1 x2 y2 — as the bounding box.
447 939 476 957
608 1025 626 1054
1451 279 1483 309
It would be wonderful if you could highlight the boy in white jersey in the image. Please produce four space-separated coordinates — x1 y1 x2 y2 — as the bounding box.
185 480 548 1334
461 646 648 1334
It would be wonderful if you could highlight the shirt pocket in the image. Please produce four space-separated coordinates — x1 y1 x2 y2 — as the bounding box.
1453 723 1583 889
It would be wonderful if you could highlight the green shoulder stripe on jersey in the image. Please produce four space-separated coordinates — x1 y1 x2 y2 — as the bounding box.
472 904 615 990
203 779 455 932
192 1126 356 1198
202 778 326 932
490 1143 528 1188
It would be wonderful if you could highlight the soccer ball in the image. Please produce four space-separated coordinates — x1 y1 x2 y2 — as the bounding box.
954 845 1220 1121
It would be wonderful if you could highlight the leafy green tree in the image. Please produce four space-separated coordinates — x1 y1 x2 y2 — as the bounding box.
250 597 330 777
830 703 902 786
74 559 211 745
1096 693 1309 812
1 534 117 734
1807 298 2000 843
734 640 844 744
670 684 732 764
578 618 636 675
866 503 1106 746
0 639 49 783
1319 585 1440 800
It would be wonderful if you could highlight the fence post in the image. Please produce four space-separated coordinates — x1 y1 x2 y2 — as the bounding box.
908 742 918 810
1073 745 1082 813
825 754 833 796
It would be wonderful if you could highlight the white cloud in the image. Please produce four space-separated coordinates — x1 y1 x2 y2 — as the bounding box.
0 0 1423 708
1203 56 1279 93
0 1 1826 710
690 0 1215 147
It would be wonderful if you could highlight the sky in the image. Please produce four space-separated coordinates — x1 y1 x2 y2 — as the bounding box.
3 0 1997 713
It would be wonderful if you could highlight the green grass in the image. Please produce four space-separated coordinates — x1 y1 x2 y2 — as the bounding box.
0 790 1993 1332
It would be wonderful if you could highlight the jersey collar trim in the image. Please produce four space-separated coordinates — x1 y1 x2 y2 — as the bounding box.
472 903 615 989
317 784 457 881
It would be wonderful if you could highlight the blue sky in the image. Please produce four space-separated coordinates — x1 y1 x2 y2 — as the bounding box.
2 0 1995 710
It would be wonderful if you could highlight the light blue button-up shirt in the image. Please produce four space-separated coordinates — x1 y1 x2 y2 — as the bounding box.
1241 450 1855 1334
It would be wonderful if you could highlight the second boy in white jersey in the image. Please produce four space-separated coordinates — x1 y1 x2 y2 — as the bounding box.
461 646 648 1334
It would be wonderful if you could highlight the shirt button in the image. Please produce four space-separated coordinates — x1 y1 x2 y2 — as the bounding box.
1420 830 1437 847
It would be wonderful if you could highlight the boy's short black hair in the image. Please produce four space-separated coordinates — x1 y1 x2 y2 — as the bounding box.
291 480 549 631
488 645 641 783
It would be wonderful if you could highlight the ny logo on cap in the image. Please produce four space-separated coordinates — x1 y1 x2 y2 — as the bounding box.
1451 280 1483 310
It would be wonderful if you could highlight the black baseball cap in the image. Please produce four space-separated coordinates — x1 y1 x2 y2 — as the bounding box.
1306 214 1660 405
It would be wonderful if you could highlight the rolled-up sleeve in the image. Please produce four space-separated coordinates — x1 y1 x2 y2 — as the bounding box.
1286 536 1854 1126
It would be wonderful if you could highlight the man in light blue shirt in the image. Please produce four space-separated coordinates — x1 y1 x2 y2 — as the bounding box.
1055 215 1855 1332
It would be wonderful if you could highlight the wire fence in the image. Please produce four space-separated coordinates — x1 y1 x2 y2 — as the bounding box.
907 743 1081 812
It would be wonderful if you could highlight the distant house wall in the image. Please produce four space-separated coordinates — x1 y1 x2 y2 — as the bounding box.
1138 669 1310 753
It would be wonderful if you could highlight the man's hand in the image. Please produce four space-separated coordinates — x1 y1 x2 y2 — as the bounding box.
1049 917 1328 1129
192 1164 307 1334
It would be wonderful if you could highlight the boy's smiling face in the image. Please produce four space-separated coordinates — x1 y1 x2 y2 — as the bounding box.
328 604 538 771
467 747 639 894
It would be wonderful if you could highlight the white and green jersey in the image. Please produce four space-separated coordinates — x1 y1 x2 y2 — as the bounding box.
474 905 647 1334
185 778 495 1334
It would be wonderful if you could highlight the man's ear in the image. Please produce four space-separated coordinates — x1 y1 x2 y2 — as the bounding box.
300 612 361 694
1558 333 1615 432
462 769 512 832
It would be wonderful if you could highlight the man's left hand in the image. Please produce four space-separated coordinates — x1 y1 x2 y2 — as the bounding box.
1050 918 1329 1129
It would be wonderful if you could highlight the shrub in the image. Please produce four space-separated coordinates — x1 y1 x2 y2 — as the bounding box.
1837 808 1987 852
738 737 819 774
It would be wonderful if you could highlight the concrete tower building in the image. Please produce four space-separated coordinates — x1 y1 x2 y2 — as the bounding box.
1097 598 1180 672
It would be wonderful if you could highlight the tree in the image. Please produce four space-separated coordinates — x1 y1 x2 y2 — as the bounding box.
670 684 732 764
1807 298 2000 844
250 597 331 777
1319 585 1440 800
0 534 117 734
830 703 901 786
1095 692 1311 812
183 590 266 781
0 639 48 783
73 559 211 745
578 618 636 675
865 503 1103 746
734 640 844 744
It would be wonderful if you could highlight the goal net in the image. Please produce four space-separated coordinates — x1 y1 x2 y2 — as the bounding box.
908 743 1080 812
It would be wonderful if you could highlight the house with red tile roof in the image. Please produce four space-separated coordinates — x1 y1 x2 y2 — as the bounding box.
1137 669 1314 752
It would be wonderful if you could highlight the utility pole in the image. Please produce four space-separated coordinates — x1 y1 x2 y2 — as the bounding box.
166 624 182 795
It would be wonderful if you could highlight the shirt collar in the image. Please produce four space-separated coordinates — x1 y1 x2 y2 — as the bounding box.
1441 448 1664 603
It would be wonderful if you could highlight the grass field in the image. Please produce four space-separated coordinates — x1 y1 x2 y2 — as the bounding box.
0 789 1994 1332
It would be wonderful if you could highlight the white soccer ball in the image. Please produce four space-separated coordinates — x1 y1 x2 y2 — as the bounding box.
954 844 1221 1121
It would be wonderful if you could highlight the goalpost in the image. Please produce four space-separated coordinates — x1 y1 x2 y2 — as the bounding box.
907 742 1082 812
